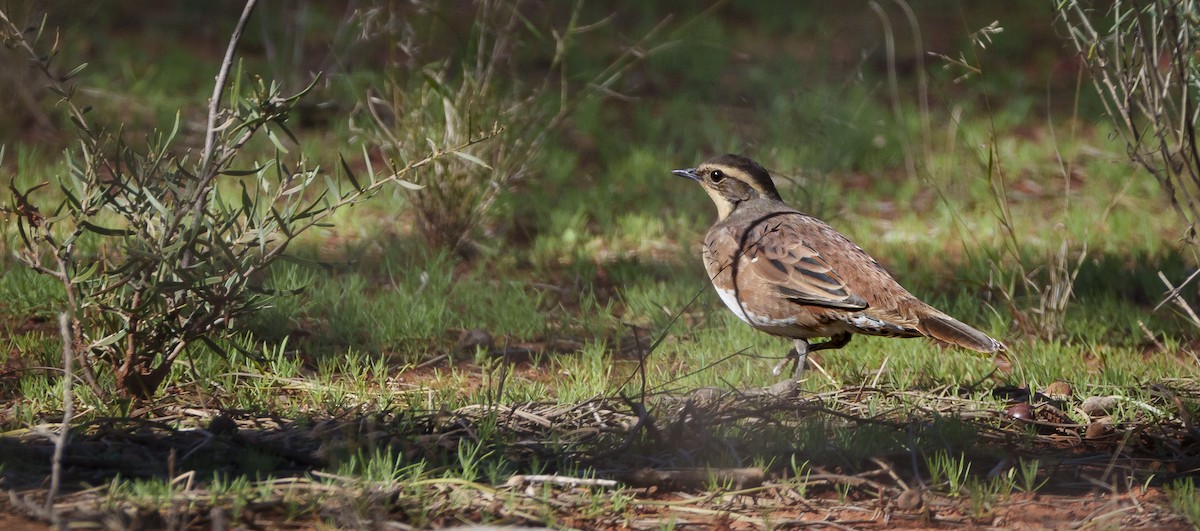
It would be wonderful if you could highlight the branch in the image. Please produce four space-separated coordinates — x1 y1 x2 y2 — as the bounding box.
185 0 259 272
201 0 259 172
45 313 76 517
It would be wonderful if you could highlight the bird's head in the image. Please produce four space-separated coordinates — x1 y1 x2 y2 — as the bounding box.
673 154 782 220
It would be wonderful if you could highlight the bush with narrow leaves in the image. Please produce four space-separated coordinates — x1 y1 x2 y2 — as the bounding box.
1 10 493 398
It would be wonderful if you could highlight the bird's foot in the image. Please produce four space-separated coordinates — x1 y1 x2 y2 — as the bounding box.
772 341 810 380
771 355 794 377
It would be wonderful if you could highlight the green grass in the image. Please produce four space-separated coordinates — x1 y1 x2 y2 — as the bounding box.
1167 478 1200 529
2 2 1200 528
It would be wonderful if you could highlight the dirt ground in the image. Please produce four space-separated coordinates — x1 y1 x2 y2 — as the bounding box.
2 485 1192 529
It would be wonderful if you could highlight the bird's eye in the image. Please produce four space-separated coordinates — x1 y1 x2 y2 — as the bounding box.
710 170 725 182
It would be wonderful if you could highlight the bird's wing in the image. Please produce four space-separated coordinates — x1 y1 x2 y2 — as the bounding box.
736 214 869 311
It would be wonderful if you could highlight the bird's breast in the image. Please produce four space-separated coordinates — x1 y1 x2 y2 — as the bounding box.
713 286 798 328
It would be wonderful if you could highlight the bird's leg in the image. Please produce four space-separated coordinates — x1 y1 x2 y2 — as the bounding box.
809 332 852 353
772 334 853 380
772 339 811 379
790 338 810 380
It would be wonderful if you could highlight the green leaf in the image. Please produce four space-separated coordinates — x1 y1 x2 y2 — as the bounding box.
18 181 49 196
164 110 181 149
59 183 82 210
143 192 169 217
90 330 127 349
266 128 289 153
35 13 48 42
72 262 100 283
290 189 330 220
323 175 340 197
394 178 424 190
68 114 90 135
63 62 88 81
339 154 363 192
283 73 323 104
221 164 269 176
360 144 377 185
274 121 300 144
515 10 545 40
230 59 244 102
239 181 255 213
420 70 456 101
451 150 493 169
80 220 133 236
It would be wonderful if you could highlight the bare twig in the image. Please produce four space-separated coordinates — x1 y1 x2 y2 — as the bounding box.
1157 271 1200 329
1136 320 1169 354
201 0 259 171
45 312 76 515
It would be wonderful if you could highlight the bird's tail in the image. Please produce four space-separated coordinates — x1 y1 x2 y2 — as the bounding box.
917 311 1005 353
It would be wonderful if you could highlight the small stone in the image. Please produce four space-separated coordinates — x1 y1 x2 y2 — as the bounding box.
1005 403 1035 421
209 415 237 436
896 488 923 510
457 328 493 352
1086 417 1115 439
1044 381 1072 399
1081 396 1120 417
763 379 798 398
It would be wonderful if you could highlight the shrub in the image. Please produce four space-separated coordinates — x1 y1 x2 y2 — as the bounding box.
1 6 493 398
1058 1 1200 241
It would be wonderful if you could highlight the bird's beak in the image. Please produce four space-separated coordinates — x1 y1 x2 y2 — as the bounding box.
672 168 700 181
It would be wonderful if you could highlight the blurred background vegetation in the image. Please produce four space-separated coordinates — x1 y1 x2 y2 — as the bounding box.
3 0 1196 388
2 0 1195 392
5 1 1200 527
0 1 1101 179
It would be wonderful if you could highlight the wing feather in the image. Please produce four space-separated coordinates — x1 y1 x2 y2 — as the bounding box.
737 216 868 311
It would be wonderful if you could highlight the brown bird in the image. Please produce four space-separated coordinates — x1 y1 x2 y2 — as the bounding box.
674 154 1005 379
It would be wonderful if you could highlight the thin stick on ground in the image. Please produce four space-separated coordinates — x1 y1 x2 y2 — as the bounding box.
505 475 619 489
45 312 76 516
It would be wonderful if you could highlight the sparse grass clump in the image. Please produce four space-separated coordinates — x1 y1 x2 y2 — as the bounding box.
357 0 662 255
1166 478 1200 528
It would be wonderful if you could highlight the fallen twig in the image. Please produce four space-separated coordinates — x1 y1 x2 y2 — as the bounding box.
1158 271 1200 329
505 474 618 489
618 467 765 490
